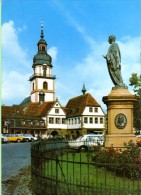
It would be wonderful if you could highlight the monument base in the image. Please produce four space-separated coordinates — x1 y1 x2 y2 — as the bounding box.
105 134 137 147
103 88 137 148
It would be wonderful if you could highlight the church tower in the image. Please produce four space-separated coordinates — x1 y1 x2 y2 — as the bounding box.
29 23 56 103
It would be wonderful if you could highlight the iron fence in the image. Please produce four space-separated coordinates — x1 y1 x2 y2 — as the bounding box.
31 140 141 195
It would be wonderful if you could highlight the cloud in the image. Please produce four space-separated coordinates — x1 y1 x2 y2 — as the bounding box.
118 36 141 85
2 71 30 103
2 21 31 105
2 21 30 71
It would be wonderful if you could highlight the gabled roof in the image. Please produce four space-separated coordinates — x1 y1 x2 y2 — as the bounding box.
24 101 56 117
66 93 100 117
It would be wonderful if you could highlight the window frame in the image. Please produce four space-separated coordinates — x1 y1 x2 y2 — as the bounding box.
49 117 54 124
94 107 98 113
89 117 93 124
89 107 93 112
94 117 98 124
84 117 88 124
55 108 59 114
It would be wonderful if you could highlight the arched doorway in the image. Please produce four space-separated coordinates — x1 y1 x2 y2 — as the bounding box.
51 131 58 137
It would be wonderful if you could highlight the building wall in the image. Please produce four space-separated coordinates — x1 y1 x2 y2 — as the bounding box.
46 102 67 131
83 106 104 116
30 76 55 102
67 106 105 130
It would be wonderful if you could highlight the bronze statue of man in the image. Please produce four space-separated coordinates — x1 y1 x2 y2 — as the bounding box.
103 35 125 87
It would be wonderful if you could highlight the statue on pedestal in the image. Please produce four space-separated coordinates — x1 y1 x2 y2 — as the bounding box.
103 35 127 88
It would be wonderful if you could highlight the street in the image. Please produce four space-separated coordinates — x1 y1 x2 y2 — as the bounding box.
2 142 31 180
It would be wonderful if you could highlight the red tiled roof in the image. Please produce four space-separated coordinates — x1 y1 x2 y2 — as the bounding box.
66 93 100 117
24 101 56 116
2 105 24 118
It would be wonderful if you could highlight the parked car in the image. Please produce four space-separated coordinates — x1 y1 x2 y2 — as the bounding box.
34 135 42 140
1 134 9 143
136 134 141 138
4 134 26 143
18 134 38 142
136 137 141 146
87 130 105 137
68 134 105 152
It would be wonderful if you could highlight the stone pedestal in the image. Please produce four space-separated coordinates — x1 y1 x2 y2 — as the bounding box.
103 88 137 147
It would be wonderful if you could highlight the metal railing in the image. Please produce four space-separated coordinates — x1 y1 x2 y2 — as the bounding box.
31 140 141 195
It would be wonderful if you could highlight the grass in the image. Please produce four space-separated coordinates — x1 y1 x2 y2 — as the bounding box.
44 151 141 194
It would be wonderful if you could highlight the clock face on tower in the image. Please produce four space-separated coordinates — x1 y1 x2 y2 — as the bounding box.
115 113 127 129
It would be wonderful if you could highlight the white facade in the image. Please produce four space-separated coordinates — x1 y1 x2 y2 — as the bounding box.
43 101 67 132
67 106 105 131
30 63 55 103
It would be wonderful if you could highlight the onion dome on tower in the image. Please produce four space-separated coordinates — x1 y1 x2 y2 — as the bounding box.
32 23 52 68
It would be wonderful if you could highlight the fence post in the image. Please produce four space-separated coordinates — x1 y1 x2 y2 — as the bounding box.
56 156 58 195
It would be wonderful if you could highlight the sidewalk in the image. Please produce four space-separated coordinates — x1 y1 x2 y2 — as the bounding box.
2 165 32 195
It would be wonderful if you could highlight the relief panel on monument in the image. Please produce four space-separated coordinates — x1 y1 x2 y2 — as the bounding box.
115 113 127 129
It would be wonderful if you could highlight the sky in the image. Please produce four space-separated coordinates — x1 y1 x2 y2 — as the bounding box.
2 0 141 111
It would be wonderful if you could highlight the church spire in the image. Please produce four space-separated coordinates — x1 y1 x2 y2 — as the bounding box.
82 83 86 94
37 21 47 46
40 21 44 39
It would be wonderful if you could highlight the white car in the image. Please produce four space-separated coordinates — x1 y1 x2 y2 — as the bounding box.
68 134 104 152
2 134 9 143
19 134 38 142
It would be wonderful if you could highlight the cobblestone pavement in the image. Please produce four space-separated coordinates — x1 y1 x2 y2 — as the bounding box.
2 165 32 195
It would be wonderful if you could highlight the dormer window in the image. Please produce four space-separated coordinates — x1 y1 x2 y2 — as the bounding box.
94 108 98 112
89 107 93 112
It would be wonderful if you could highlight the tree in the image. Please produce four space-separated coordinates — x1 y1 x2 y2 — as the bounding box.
129 73 141 97
129 73 141 131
